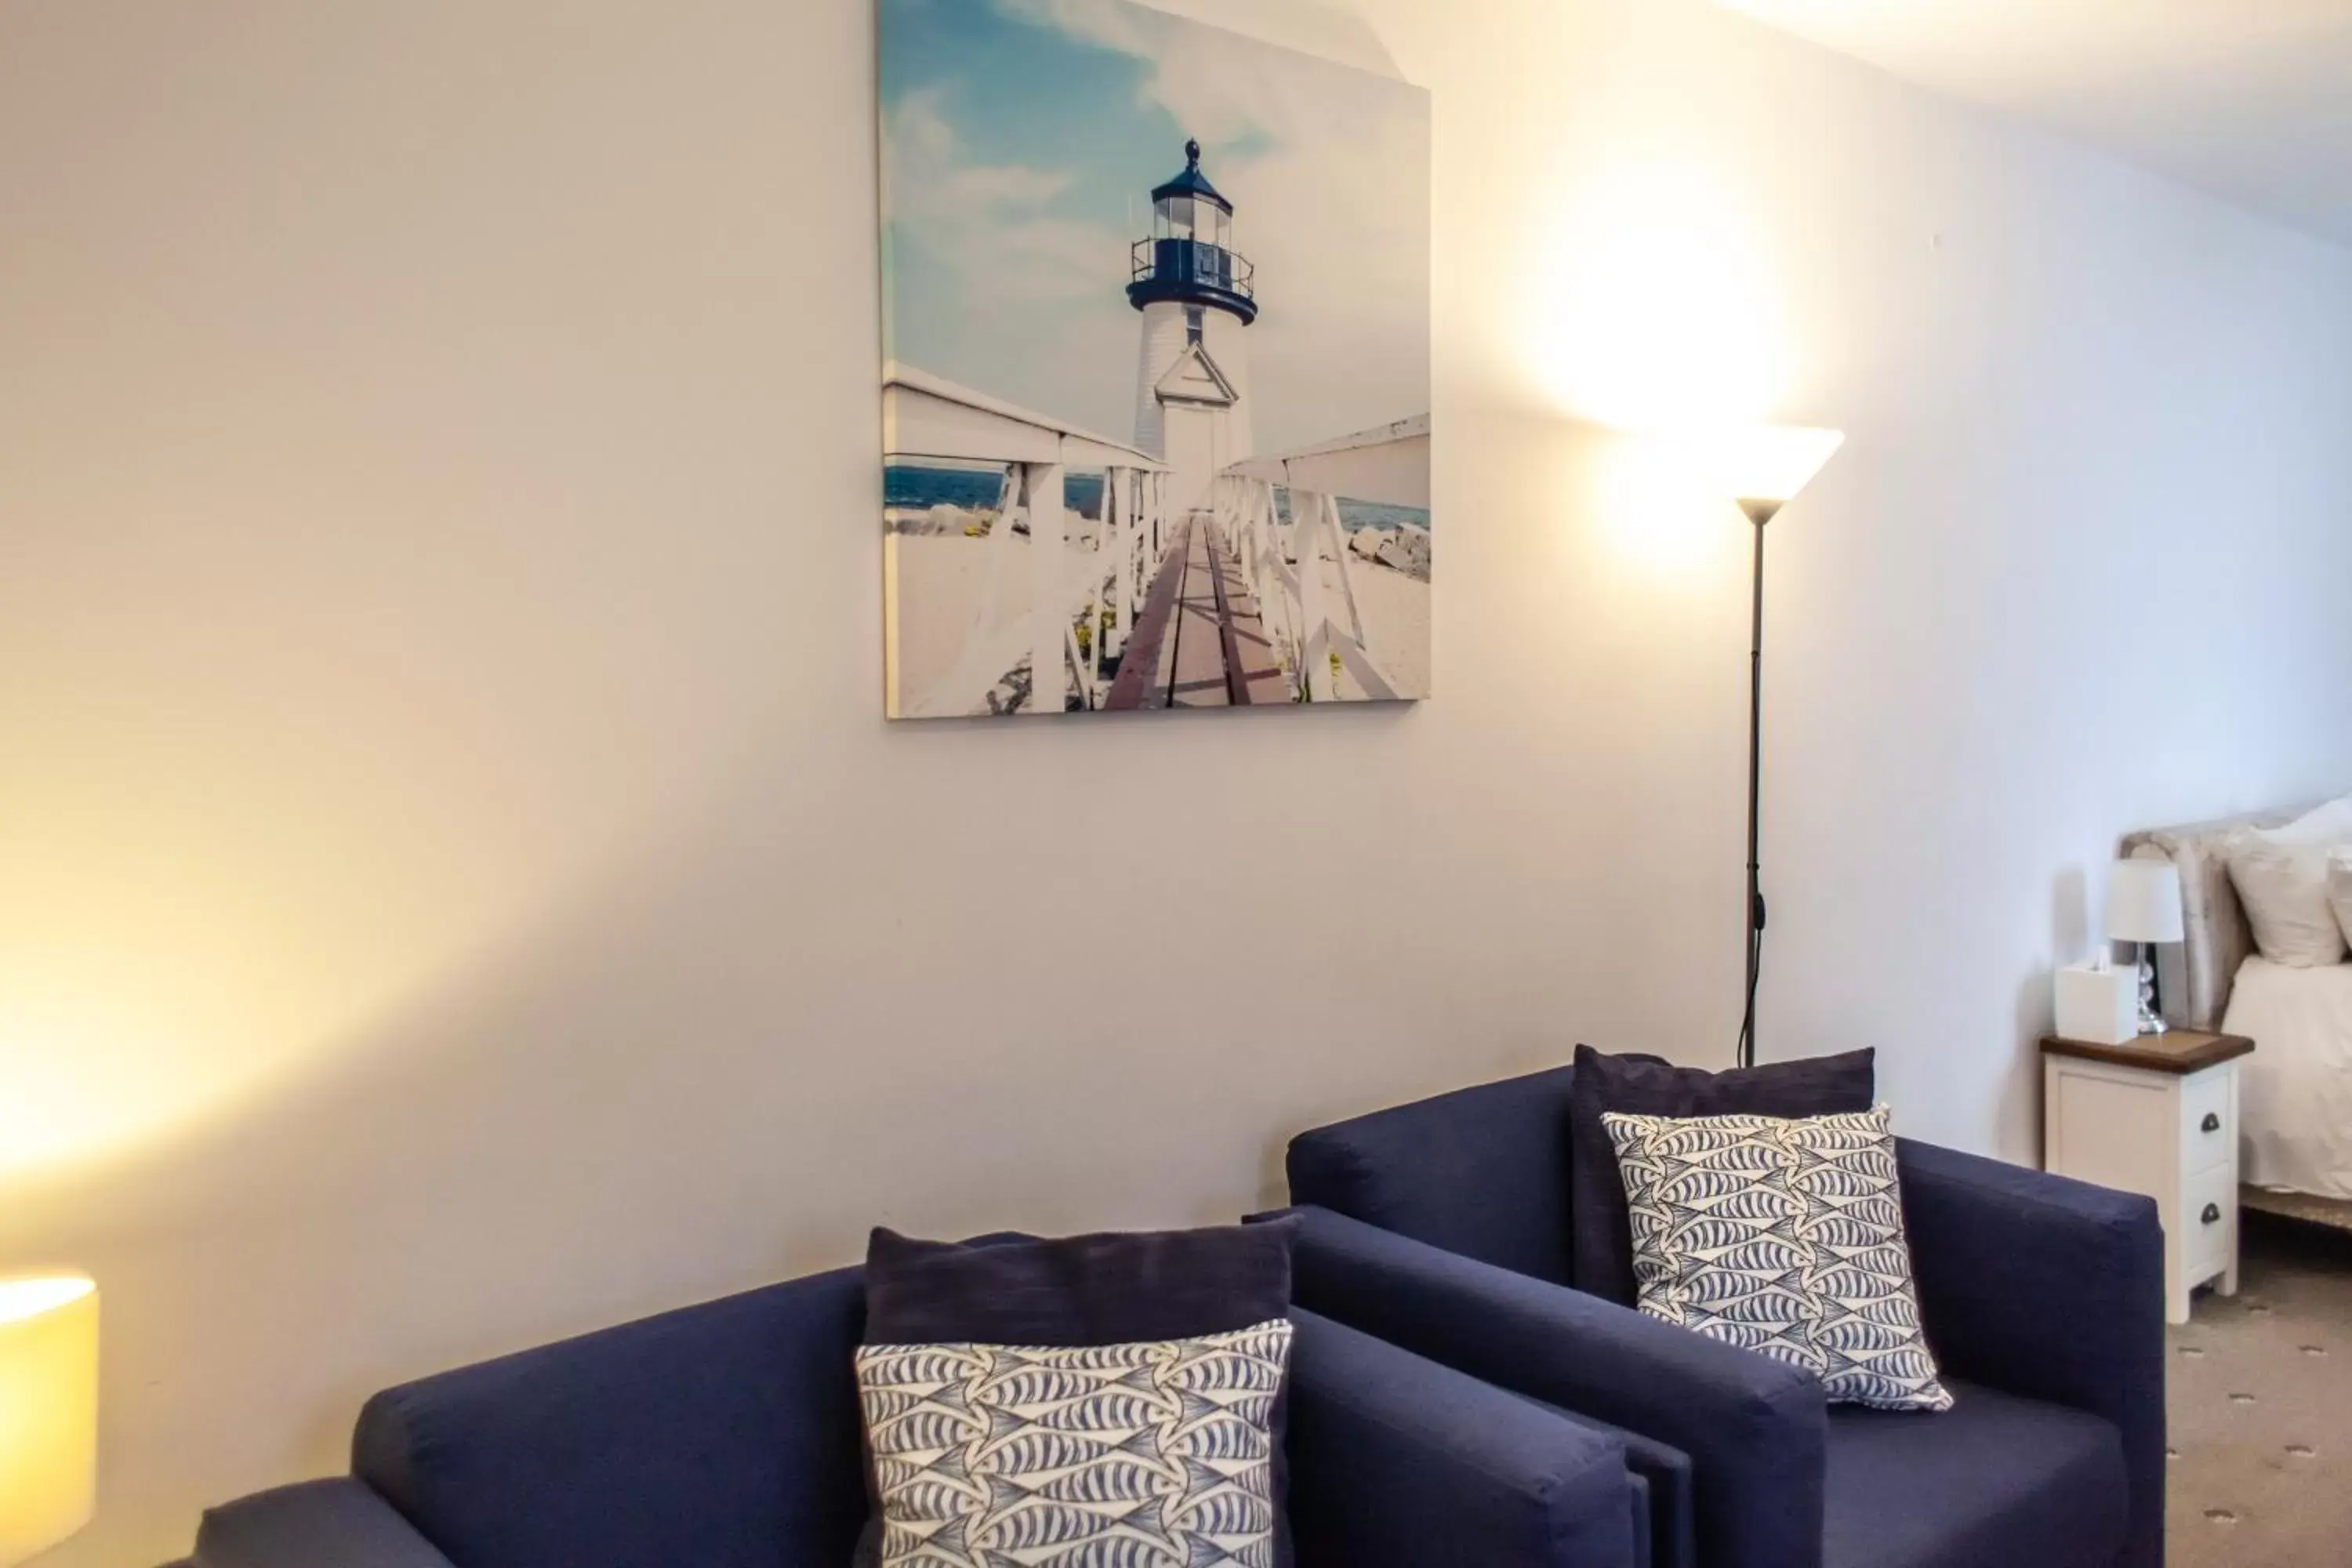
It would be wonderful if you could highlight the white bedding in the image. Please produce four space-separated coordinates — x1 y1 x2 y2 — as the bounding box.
2224 956 2352 1200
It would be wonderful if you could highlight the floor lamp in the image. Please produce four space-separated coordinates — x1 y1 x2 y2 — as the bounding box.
1722 427 1845 1069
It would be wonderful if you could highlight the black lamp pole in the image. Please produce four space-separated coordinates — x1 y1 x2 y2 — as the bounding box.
1737 498 1780 1070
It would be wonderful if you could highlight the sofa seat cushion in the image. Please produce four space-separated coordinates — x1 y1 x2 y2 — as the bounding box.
1822 1378 2128 1568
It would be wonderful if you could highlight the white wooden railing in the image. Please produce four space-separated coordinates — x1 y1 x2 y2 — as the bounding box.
887 365 1428 714
884 364 1170 717
1215 414 1430 703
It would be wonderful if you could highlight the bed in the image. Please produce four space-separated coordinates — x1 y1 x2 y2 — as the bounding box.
2122 805 2352 1225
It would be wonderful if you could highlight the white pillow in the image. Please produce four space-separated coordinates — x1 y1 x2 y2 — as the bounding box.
2229 804 2352 967
1603 1104 1951 1412
2277 795 2352 844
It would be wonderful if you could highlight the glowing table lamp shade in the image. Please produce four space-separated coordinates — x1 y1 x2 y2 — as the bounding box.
0 1275 98 1565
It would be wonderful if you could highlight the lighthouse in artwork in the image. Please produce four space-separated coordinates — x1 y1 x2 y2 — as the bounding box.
1129 140 1258 518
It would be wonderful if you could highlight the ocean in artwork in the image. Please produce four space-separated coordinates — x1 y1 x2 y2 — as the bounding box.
887 463 1429 533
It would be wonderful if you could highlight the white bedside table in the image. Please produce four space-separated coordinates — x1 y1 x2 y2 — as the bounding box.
2041 1029 2255 1325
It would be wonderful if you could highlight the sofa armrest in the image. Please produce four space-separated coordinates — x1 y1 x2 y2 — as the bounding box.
1273 1207 1825 1568
1532 1401 1697 1568
1897 1139 2165 1568
352 1267 869 1566
1287 1308 1637 1568
194 1479 458 1568
1285 1066 1583 1283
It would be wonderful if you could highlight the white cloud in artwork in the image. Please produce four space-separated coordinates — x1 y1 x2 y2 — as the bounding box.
996 0 1156 55
885 91 1123 309
883 88 1138 434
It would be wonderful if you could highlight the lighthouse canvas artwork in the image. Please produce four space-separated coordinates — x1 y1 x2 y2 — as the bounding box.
879 0 1432 718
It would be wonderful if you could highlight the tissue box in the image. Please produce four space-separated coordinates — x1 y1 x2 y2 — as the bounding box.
2055 964 2137 1045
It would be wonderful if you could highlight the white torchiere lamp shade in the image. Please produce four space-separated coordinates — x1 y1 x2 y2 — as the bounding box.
0 1274 99 1565
1717 426 1846 525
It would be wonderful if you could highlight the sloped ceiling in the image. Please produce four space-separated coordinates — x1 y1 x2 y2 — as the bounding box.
1718 0 2352 248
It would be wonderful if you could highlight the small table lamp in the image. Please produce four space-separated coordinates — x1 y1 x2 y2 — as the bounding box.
0 1273 98 1565
2107 859 2186 1036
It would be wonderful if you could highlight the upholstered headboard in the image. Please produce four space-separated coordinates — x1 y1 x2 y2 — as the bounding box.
2119 804 2312 1030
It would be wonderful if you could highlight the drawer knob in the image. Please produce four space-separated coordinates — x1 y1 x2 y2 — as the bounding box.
2201 1203 2223 1225
2201 1112 2222 1133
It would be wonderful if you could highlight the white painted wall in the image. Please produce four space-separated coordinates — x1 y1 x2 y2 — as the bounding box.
2 0 2350 1563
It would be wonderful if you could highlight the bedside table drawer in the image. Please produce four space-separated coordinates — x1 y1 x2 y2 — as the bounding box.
2183 1165 2236 1276
2180 1071 2234 1176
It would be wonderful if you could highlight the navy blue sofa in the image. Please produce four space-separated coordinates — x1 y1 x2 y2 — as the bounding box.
183 1255 1646 1568
1276 1064 2168 1568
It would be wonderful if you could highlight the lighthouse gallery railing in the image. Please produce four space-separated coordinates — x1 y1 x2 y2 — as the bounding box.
1130 238 1255 303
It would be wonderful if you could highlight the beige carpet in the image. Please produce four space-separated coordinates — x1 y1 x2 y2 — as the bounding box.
2169 1213 2352 1566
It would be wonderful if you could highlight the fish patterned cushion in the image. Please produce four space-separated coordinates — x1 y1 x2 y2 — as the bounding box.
856 1319 1293 1568
1602 1104 1951 1412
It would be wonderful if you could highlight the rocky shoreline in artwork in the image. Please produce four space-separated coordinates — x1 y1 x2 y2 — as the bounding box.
1346 521 1431 582
887 503 999 539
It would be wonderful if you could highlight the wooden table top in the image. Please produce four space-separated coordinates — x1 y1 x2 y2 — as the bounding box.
2039 1029 2255 1075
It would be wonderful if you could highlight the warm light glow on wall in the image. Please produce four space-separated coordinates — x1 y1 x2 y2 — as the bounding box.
1586 431 1746 583
1525 162 1795 435
0 467 742 1184
0 765 584 1181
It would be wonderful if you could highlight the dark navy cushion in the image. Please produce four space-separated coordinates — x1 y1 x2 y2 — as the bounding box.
862 1221 1296 1345
353 1267 869 1568
1569 1046 1876 1305
1287 1065 1582 1284
1821 1379 2128 1568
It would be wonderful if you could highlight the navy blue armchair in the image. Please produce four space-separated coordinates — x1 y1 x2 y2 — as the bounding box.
1277 1064 2167 1568
184 1255 1643 1568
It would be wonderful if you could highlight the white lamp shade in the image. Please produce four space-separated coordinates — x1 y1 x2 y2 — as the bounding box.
1716 426 1846 510
2107 859 2186 945
0 1275 98 1566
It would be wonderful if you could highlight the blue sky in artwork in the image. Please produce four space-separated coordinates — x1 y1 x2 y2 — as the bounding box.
879 0 1430 453
881 0 1180 218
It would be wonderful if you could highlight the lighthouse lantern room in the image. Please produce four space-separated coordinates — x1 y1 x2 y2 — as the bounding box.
1130 140 1257 519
